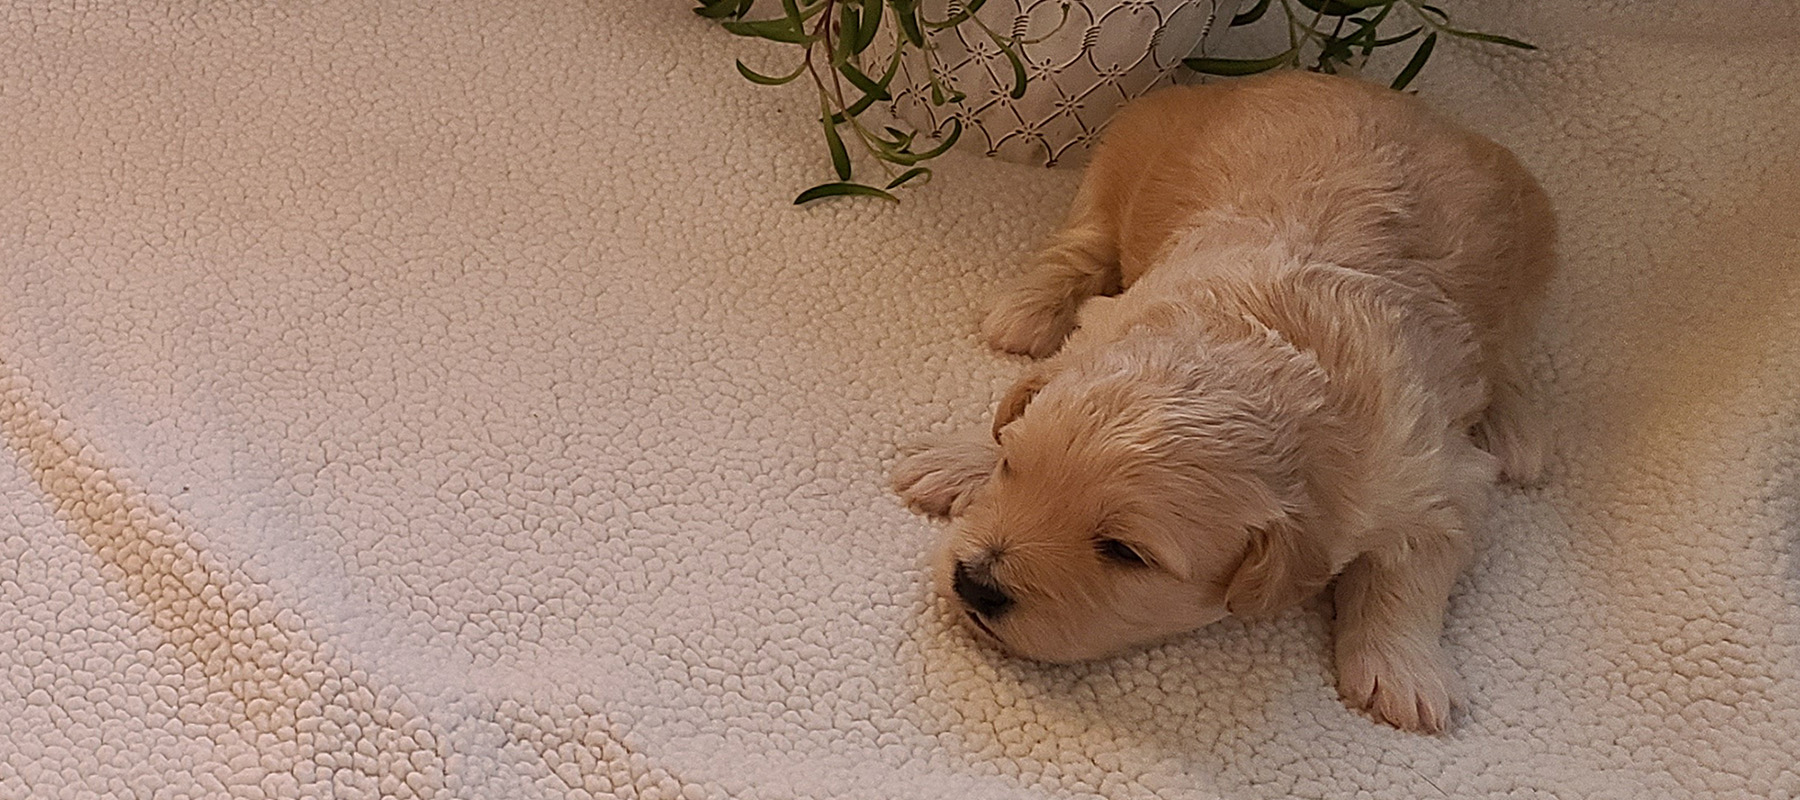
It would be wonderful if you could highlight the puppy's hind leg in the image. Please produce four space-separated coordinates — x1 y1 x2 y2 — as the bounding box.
982 180 1122 358
1474 350 1548 486
891 428 1000 519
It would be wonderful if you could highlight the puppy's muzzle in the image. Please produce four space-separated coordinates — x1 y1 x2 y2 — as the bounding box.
952 561 1013 619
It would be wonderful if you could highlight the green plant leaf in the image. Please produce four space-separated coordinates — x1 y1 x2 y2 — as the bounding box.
913 118 962 157
885 167 931 189
794 182 900 204
872 127 918 154
1390 31 1435 90
852 0 882 52
1343 1 1394 55
834 3 861 64
833 48 901 120
1231 0 1272 26
1296 0 1385 17
1318 2 1391 68
821 111 852 181
894 0 926 46
874 118 961 165
693 0 744 20
720 18 816 44
1419 4 1449 22
736 59 807 85
1440 27 1537 50
838 60 892 100
983 31 1028 99
1318 38 1356 70
1372 25 1422 47
1182 48 1297 76
1006 48 1028 99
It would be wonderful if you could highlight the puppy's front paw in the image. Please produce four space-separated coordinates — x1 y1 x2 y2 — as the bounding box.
890 431 998 518
981 289 1077 359
1336 639 1458 734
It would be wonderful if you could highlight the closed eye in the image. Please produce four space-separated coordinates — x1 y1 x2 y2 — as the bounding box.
1095 537 1148 567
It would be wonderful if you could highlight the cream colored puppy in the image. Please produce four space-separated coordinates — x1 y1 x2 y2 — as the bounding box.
892 71 1555 733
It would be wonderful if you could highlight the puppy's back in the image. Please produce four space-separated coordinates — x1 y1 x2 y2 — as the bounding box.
1088 71 1554 350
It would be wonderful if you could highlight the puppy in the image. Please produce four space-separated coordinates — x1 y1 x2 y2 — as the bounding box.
892 70 1554 733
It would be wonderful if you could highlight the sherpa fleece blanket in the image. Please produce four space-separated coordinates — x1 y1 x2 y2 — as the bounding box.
2 0 1797 797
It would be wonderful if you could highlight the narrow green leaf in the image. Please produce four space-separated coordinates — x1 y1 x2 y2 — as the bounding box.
875 118 961 164
779 0 804 26
869 126 916 158
1389 31 1435 90
736 59 807 85
1372 25 1422 47
834 3 861 65
1182 48 1297 76
1318 37 1356 69
1345 0 1394 55
1231 0 1271 26
985 33 1028 99
1295 0 1375 17
1441 27 1537 50
720 18 815 44
838 61 891 100
915 118 962 157
794 182 900 204
885 167 931 189
852 0 882 53
821 110 852 181
1006 49 1028 99
897 4 925 46
835 48 901 119
734 0 755 16
1419 4 1448 21
693 0 743 20
1320 15 1380 69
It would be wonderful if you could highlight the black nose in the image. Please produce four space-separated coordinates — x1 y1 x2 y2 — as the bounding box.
953 561 1013 618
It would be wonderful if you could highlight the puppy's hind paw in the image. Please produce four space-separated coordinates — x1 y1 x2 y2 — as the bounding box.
890 430 999 519
1336 639 1459 734
1474 384 1549 487
981 289 1078 359
1481 420 1548 487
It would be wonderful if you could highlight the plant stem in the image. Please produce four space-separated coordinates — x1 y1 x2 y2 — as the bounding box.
1276 0 1301 60
1399 0 1451 36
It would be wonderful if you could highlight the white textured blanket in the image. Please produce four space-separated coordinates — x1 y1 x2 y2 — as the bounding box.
3 1 1797 797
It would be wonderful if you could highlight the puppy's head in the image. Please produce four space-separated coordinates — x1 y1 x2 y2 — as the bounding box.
939 329 1336 662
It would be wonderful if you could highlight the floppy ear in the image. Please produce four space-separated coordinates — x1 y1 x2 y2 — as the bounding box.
1223 515 1333 618
992 368 1050 441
